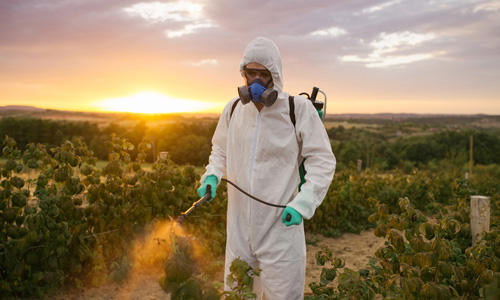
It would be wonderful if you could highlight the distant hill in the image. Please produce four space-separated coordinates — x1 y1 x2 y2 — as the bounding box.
0 105 45 112
327 113 490 120
0 105 498 128
0 105 205 127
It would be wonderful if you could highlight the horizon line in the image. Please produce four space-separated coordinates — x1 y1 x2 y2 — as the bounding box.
0 105 499 117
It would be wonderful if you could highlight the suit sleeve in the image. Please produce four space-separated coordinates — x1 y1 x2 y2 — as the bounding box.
287 99 336 219
200 98 238 184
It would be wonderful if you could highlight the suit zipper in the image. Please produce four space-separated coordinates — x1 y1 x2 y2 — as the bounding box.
248 112 262 220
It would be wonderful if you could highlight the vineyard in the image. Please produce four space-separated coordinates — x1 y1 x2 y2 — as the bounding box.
1 132 500 299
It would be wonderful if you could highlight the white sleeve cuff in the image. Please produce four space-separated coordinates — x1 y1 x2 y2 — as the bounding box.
287 185 318 220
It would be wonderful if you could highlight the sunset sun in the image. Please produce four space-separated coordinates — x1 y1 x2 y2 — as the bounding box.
95 91 217 114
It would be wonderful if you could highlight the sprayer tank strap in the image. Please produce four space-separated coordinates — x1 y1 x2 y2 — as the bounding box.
229 96 296 128
230 98 241 119
288 95 296 127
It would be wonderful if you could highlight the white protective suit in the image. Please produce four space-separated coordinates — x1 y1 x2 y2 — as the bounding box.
200 37 336 299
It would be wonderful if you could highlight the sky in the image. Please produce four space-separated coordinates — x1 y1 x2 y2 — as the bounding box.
0 0 499 115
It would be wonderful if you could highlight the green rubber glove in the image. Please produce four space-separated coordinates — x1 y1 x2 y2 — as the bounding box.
282 206 302 227
197 175 218 201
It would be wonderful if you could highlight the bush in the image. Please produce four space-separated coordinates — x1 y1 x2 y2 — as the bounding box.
0 135 227 298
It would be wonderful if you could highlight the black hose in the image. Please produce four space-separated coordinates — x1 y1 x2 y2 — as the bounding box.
221 178 286 208
177 178 291 224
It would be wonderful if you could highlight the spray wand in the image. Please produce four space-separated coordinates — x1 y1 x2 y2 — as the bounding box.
176 185 212 225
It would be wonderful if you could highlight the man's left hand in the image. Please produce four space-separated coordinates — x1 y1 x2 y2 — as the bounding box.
282 206 303 227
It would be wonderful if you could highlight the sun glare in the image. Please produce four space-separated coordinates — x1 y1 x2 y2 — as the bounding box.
96 91 216 114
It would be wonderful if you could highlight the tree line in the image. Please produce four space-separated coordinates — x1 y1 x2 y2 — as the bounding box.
0 117 216 166
1 117 499 171
327 125 500 171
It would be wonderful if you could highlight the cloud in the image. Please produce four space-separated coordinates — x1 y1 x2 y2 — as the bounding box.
342 53 434 68
123 1 217 38
361 0 402 14
123 1 203 23
341 31 437 67
191 59 217 67
472 0 500 12
310 27 347 37
371 31 436 54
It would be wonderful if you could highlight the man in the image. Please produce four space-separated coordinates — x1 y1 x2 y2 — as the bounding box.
197 37 336 299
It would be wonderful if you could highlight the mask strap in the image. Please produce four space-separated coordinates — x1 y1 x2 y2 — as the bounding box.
264 78 273 88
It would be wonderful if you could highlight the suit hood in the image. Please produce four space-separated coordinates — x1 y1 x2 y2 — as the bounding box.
240 37 283 95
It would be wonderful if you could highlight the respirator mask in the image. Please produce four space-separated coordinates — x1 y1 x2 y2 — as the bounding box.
238 67 278 107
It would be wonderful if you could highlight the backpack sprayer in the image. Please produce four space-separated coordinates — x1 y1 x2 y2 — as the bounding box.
176 87 327 225
298 87 327 190
300 86 327 121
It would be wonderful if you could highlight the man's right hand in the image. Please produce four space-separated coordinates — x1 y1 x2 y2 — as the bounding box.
197 175 218 201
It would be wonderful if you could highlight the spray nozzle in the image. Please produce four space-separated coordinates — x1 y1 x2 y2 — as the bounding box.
176 213 187 225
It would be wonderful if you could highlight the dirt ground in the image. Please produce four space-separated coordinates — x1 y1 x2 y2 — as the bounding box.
46 229 386 299
304 230 387 295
